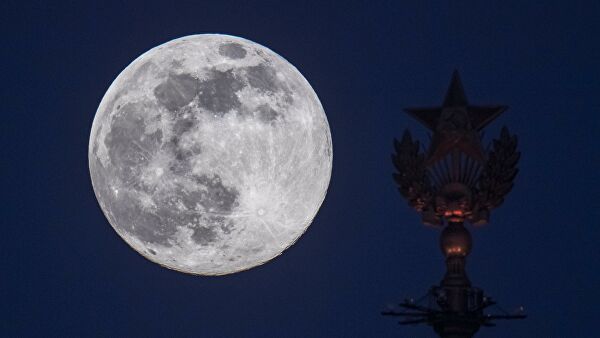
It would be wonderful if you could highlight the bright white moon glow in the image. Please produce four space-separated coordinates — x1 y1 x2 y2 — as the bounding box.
89 34 332 275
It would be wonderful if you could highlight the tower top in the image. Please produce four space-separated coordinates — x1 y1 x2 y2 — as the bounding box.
385 72 526 337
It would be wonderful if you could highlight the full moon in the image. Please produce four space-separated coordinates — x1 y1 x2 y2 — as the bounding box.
89 34 332 275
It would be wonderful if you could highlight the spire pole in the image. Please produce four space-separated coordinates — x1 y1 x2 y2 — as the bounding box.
384 72 525 337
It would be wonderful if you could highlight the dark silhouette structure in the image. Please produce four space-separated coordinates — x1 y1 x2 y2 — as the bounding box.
383 71 526 338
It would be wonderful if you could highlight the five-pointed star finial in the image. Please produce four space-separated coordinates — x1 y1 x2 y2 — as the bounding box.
404 70 507 164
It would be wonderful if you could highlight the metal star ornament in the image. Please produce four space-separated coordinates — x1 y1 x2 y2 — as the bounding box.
404 70 507 164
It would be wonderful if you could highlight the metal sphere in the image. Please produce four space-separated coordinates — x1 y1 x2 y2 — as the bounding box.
440 222 472 257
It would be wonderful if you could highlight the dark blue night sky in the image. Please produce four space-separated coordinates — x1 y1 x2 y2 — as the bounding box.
3 1 599 337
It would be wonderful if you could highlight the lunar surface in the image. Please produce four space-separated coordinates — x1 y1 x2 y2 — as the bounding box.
89 34 332 275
